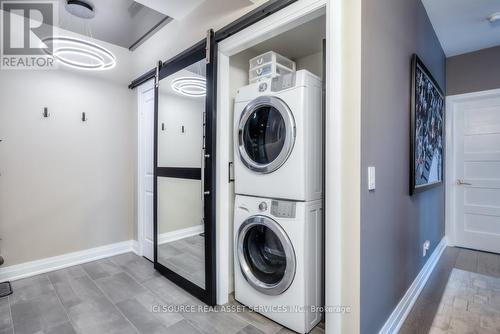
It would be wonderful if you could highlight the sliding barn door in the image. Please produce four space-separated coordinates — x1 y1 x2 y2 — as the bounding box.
154 31 217 305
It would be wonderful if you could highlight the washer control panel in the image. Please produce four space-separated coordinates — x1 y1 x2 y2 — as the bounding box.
271 200 296 218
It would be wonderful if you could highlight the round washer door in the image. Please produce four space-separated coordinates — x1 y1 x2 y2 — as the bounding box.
238 96 296 174
237 215 296 295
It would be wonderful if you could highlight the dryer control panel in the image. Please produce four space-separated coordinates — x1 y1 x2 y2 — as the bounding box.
271 200 296 218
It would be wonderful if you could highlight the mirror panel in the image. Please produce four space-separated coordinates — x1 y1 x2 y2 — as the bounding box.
157 177 205 288
156 58 207 289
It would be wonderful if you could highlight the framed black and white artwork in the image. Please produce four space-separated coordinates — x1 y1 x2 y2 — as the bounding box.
410 54 444 195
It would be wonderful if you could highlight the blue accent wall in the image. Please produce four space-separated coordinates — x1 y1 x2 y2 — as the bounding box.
360 1 446 333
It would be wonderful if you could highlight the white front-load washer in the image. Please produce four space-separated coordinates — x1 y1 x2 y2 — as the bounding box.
234 194 323 333
233 70 323 201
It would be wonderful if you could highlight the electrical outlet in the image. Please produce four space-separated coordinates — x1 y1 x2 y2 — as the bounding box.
423 240 430 257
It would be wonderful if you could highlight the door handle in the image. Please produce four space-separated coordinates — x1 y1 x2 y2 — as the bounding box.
204 190 210 195
456 179 472 186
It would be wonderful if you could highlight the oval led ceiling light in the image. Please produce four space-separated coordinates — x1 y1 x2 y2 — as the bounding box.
171 77 206 97
42 36 116 71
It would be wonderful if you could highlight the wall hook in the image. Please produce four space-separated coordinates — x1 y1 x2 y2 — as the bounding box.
81 112 87 122
43 107 50 118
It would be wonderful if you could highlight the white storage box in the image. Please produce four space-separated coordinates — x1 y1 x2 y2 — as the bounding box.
249 51 296 71
249 63 294 83
249 51 296 83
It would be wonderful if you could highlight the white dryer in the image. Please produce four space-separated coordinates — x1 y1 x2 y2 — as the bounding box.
233 70 323 201
234 194 323 333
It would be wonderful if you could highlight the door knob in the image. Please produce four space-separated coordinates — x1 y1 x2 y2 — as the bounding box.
456 179 472 186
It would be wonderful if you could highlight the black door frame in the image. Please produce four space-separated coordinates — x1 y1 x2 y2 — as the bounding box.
153 31 217 306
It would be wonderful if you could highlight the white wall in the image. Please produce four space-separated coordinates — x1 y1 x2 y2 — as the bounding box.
0 29 135 266
325 0 362 332
296 51 323 78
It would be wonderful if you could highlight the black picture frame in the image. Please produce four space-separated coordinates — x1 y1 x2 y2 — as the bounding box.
410 54 445 195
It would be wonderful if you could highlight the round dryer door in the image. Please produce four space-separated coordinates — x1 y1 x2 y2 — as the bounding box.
238 96 296 173
237 215 296 295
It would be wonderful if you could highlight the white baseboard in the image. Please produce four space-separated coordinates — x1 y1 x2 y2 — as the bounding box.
131 240 140 255
0 240 136 282
158 225 203 245
378 237 448 334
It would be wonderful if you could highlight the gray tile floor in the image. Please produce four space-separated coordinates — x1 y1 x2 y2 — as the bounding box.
400 247 500 334
0 253 325 334
158 235 205 289
428 268 500 333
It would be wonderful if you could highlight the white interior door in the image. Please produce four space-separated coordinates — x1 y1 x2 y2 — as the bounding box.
139 80 155 261
453 92 500 254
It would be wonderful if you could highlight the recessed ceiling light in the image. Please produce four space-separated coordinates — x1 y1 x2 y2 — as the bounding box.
488 12 500 23
66 0 95 19
171 77 206 97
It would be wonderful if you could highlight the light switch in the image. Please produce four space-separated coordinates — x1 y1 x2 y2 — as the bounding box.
368 166 376 191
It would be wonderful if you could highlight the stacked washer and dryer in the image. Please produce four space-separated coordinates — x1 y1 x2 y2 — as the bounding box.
233 52 324 334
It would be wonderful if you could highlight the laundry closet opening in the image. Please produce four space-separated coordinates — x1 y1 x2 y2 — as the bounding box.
218 8 327 333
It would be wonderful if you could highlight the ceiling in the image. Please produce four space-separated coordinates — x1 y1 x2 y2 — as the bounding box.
54 0 170 50
249 14 326 60
7 0 261 51
134 0 205 20
422 0 500 57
